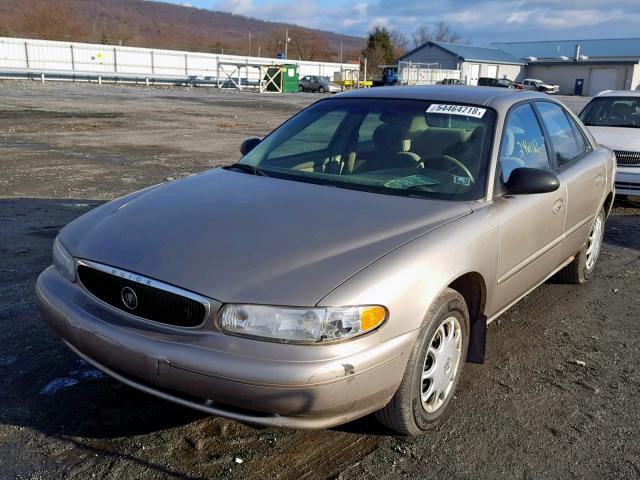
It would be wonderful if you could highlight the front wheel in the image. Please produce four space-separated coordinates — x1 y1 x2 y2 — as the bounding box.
375 288 469 435
318 86 325 94
558 207 605 284
298 85 304 92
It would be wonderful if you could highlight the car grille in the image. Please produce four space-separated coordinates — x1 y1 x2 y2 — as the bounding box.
614 150 640 167
77 263 208 327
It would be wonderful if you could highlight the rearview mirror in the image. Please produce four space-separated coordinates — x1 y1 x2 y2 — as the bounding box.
504 167 560 195
240 137 261 156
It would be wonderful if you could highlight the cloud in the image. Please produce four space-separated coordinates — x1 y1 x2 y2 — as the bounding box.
207 0 640 43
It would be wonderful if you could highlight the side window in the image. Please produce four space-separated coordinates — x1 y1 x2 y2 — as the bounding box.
499 103 550 181
536 102 584 167
266 110 346 160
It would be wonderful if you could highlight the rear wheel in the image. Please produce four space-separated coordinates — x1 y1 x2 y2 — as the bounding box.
558 208 605 284
299 85 304 92
375 288 469 435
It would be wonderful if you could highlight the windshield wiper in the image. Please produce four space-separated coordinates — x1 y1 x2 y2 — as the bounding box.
223 163 270 177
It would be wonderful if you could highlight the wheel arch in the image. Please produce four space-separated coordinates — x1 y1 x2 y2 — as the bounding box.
447 271 487 364
603 191 614 219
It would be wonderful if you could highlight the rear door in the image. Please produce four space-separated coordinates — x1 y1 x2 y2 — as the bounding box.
490 102 567 314
534 100 607 258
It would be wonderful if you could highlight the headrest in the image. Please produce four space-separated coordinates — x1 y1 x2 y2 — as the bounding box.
373 124 411 152
612 103 633 117
503 128 515 157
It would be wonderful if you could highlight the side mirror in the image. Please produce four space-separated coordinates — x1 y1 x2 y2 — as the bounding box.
504 167 560 195
240 137 261 156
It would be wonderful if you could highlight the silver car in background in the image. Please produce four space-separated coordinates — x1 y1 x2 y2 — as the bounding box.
579 90 640 197
37 86 614 435
299 75 341 93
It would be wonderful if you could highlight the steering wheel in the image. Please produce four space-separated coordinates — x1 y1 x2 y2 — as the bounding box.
420 154 475 184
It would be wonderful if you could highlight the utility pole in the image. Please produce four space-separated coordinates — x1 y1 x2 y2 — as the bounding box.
340 41 343 64
248 32 252 57
284 28 289 60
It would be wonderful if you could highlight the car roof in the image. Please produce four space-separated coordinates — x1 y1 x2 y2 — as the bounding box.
335 85 549 112
595 90 640 98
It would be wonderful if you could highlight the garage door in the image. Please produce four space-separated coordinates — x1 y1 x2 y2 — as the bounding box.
588 69 619 96
487 65 498 79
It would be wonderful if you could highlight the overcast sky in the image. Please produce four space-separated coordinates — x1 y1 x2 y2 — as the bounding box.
162 0 640 45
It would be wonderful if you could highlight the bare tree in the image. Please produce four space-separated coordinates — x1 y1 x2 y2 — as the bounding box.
389 29 408 56
22 0 88 41
288 27 331 61
412 22 464 47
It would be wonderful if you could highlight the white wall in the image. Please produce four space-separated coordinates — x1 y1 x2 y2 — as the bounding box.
0 36 357 83
524 63 637 95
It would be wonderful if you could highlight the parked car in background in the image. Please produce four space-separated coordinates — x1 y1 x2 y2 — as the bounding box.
580 90 640 197
299 75 341 93
478 77 509 88
522 78 559 94
438 78 463 85
477 77 521 89
37 86 614 436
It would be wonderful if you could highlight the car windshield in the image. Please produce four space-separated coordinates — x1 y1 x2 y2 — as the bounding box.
238 98 496 200
579 96 640 128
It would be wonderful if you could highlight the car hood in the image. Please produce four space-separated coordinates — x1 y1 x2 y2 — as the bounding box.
60 169 471 305
588 126 640 151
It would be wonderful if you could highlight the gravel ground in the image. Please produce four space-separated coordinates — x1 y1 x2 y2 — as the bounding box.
0 82 639 480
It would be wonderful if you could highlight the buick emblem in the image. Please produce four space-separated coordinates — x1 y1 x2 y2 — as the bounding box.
121 286 138 310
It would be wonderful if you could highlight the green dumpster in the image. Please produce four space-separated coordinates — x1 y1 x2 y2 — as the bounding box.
282 64 299 93
264 65 299 93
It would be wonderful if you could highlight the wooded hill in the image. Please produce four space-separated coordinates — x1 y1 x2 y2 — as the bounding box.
0 0 364 62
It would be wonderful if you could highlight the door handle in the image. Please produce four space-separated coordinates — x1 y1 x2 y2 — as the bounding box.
552 199 564 214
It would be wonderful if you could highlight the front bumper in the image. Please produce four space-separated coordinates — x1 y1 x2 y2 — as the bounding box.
36 266 415 429
615 168 640 196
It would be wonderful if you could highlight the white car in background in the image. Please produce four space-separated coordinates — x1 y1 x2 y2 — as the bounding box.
522 78 560 94
580 91 640 197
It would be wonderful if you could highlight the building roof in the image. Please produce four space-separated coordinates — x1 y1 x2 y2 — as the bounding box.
399 41 526 66
493 38 640 60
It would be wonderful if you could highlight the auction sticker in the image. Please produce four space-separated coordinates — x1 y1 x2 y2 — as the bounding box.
427 104 486 118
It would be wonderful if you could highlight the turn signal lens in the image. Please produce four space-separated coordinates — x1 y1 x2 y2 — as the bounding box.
360 306 387 331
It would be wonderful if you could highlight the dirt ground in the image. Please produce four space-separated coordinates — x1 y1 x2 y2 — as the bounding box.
0 82 639 480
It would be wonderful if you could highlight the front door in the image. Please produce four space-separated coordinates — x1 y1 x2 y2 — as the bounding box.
490 102 567 315
533 100 607 259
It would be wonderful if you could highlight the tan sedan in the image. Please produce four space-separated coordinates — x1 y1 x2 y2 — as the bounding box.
37 86 615 435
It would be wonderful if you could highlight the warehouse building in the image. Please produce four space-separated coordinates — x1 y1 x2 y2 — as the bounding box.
494 38 640 96
398 41 526 86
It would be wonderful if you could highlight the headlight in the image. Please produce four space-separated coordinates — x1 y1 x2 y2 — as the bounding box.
219 304 387 344
52 236 76 282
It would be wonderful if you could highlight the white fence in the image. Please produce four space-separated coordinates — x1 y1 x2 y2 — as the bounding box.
398 61 461 86
0 36 357 87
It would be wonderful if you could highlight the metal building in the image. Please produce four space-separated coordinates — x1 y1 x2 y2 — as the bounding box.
494 38 640 96
398 41 526 86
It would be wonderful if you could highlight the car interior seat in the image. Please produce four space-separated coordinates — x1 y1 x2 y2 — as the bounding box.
359 123 420 172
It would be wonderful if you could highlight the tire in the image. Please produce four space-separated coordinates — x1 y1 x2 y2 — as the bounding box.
375 288 470 435
299 85 304 92
318 86 325 94
558 207 605 284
